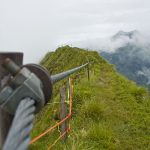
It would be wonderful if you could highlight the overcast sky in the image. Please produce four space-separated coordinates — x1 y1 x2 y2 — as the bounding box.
0 0 150 63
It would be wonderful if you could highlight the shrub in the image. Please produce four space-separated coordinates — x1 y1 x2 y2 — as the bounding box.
83 100 108 121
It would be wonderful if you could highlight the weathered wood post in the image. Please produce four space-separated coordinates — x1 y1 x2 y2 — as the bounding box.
60 86 68 141
0 52 23 148
87 64 90 81
92 62 95 75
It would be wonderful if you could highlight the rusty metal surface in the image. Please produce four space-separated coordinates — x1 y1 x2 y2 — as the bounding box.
0 52 23 79
2 58 21 76
0 52 23 148
23 64 52 103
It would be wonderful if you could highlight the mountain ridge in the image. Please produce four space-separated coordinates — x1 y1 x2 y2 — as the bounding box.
30 46 150 150
70 30 150 88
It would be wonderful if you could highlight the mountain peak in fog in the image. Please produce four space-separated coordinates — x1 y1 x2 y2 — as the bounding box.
112 30 140 40
70 29 148 53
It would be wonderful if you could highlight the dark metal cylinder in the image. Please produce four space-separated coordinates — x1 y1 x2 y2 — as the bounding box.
2 58 21 76
0 52 23 148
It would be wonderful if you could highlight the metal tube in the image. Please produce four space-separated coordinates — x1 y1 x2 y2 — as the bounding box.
51 63 89 84
2 58 21 76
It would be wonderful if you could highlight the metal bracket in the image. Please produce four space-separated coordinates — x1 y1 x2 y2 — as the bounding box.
0 59 52 114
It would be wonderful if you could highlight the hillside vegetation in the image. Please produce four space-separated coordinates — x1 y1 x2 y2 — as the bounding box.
30 46 150 150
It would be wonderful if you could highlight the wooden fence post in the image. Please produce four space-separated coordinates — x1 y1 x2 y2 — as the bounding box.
87 64 90 81
60 86 68 141
92 63 95 75
0 52 23 148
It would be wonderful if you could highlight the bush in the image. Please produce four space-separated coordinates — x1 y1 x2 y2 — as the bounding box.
131 87 148 103
83 100 108 121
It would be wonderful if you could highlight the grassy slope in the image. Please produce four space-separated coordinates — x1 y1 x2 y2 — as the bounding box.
30 46 150 150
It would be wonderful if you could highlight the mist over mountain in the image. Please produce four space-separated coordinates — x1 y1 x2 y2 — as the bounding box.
71 30 150 88
101 30 150 88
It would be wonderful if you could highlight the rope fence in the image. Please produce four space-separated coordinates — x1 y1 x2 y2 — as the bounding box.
30 77 74 149
47 129 69 150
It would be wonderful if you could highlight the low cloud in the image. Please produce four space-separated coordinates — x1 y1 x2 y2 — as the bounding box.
71 30 150 53
1 0 150 63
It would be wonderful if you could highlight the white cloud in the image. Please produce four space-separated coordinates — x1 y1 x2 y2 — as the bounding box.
0 0 150 63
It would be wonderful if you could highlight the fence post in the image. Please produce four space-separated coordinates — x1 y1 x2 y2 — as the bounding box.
87 64 90 81
60 86 68 141
93 63 95 75
0 52 23 148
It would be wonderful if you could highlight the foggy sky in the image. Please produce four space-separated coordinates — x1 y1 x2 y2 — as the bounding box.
0 0 150 63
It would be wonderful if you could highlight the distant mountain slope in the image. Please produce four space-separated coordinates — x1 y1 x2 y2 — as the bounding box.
100 30 150 88
31 46 150 150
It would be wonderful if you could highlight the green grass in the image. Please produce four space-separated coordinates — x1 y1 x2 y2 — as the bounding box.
30 46 150 150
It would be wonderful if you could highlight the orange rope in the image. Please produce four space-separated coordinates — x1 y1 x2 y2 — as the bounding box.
68 78 73 132
69 78 73 115
30 77 73 144
47 129 69 150
30 115 70 144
